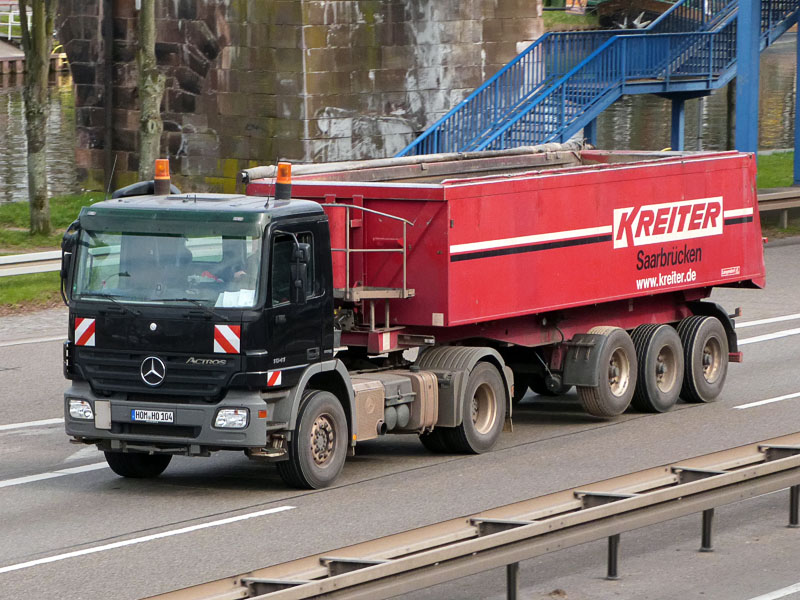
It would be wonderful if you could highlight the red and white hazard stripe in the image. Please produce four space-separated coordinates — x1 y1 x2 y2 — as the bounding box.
267 370 282 387
213 324 241 354
74 318 96 347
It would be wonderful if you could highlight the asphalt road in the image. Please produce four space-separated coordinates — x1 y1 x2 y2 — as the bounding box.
1 240 799 600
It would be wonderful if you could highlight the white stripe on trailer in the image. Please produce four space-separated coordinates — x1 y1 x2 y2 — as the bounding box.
724 207 754 218
449 225 612 255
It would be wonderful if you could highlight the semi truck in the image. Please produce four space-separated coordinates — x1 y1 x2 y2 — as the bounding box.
60 145 765 489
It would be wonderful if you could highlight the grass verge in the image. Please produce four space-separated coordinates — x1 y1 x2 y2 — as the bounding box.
542 10 600 29
757 151 793 189
0 191 104 252
0 271 62 315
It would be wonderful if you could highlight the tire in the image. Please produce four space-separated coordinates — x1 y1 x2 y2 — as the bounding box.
577 326 637 417
277 389 348 489
104 451 172 478
677 316 728 403
448 362 506 454
631 324 684 412
419 429 454 453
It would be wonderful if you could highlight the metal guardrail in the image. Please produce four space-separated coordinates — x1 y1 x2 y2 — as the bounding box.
0 250 61 278
148 433 800 600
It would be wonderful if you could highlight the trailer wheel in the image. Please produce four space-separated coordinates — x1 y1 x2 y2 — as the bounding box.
677 316 728 403
577 326 637 417
631 324 684 412
449 362 506 453
277 389 347 489
104 451 172 478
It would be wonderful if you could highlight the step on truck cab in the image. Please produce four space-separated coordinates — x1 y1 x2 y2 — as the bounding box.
61 147 765 488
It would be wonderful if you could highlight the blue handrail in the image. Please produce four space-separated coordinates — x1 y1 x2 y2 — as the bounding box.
396 0 796 157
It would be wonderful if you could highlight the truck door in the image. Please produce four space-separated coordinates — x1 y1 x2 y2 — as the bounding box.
266 225 324 383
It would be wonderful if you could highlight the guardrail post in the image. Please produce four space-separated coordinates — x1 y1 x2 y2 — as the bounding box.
506 562 519 600
790 485 800 528
700 508 714 552
606 534 620 580
779 209 788 229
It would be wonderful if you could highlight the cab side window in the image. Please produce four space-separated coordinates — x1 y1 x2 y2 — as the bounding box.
271 232 314 306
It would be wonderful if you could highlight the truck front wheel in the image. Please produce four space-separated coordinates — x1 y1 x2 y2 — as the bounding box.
277 389 348 489
104 451 172 478
449 362 506 454
577 326 637 417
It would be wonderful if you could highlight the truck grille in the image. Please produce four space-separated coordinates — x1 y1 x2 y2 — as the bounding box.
112 423 200 438
76 348 238 401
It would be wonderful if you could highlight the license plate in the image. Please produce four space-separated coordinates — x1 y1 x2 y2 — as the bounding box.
131 409 174 424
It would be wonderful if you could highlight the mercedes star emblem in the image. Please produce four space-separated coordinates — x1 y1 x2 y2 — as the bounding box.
140 356 166 387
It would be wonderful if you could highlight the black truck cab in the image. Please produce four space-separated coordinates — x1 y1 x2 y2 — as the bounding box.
62 192 336 471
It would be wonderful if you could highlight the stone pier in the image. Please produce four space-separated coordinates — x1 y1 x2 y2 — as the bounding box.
58 0 543 192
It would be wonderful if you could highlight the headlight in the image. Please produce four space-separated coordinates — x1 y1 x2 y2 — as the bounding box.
214 408 249 429
68 399 94 420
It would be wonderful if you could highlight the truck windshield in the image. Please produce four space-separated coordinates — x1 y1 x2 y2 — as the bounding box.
72 230 262 308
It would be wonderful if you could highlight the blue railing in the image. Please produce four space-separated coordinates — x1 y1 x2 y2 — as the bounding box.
397 0 797 157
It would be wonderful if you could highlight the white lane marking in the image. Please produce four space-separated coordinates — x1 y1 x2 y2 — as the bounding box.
0 463 107 489
737 313 800 329
64 446 101 463
0 418 64 432
0 335 64 348
747 582 800 600
0 505 295 575
739 328 800 346
734 392 800 410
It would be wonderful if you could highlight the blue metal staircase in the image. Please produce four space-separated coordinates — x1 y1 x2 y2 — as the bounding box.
397 0 800 156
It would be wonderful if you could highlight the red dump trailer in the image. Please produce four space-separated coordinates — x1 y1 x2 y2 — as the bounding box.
60 146 765 490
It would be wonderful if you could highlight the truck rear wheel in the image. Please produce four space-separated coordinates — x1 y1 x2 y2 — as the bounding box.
631 324 683 412
677 316 728 403
577 326 637 417
277 389 348 489
104 451 172 478
448 362 506 453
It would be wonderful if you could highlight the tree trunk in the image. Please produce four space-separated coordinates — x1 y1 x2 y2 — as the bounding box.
137 0 165 181
19 0 57 235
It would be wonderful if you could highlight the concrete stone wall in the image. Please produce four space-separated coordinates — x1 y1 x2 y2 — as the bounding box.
58 0 543 192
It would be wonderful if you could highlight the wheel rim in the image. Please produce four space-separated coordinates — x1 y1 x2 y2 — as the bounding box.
701 337 723 383
310 413 335 466
608 347 631 397
471 382 498 434
655 344 678 393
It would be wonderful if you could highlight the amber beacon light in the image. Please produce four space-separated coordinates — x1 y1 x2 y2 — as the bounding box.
154 159 171 195
274 161 292 200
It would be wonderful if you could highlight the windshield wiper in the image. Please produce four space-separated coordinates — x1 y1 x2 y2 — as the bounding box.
84 293 142 317
161 297 229 321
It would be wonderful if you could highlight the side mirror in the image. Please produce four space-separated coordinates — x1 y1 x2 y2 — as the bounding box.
60 220 80 302
290 242 311 305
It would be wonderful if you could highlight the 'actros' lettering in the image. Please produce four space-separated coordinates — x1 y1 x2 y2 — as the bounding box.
613 197 723 249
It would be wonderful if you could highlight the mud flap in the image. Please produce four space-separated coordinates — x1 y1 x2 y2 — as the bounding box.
561 333 611 387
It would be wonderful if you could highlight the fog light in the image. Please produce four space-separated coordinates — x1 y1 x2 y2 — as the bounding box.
215 408 248 429
69 399 94 420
